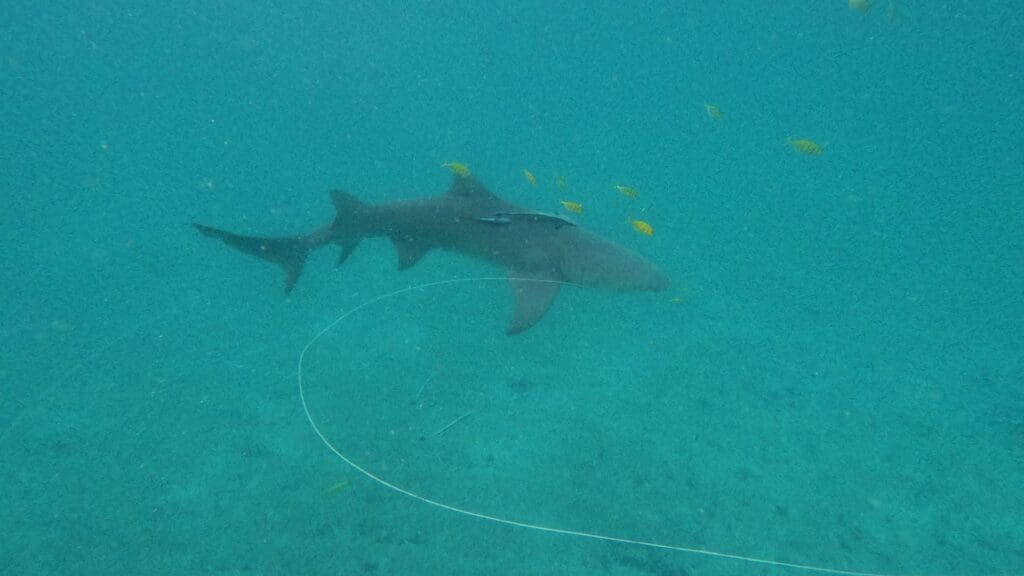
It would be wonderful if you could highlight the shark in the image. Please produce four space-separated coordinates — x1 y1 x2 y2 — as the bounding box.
194 174 670 334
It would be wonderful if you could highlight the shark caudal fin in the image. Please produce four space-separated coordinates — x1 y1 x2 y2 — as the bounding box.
193 224 311 293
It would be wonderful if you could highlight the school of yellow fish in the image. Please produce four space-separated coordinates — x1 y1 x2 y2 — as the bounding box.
695 2 899 161
442 162 658 239
439 3 888 303
441 97 828 278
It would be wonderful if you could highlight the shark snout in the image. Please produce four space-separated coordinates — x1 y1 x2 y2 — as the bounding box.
613 259 671 291
559 234 671 293
644 266 672 291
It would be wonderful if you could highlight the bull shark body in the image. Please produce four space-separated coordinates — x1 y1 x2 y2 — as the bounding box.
194 174 669 334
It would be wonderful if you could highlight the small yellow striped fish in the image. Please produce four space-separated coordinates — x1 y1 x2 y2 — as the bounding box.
630 219 655 236
615 184 639 198
886 0 899 22
523 169 537 186
560 200 584 214
325 480 349 494
849 0 873 13
555 173 568 189
442 162 471 177
788 138 823 156
704 103 725 119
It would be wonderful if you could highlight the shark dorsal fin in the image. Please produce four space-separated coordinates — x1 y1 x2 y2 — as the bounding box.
446 175 498 200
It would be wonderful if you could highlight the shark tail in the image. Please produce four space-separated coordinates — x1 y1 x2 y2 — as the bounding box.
194 190 370 294
192 223 314 294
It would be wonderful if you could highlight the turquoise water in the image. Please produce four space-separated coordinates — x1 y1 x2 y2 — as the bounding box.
2 2 1021 575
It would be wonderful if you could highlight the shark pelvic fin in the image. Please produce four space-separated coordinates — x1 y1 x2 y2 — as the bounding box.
391 237 431 270
507 273 562 334
336 240 360 267
328 190 369 268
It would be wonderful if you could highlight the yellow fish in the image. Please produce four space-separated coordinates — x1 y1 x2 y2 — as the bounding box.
704 103 725 119
325 480 349 494
630 219 655 236
523 169 537 186
788 138 824 156
849 0 873 13
555 173 567 189
886 0 898 21
615 184 639 198
560 200 584 214
669 297 685 305
442 162 471 177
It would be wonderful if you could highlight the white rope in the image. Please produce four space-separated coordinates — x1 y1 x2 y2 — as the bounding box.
297 277 909 576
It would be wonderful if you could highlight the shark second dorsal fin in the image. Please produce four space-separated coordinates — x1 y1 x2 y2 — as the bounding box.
507 273 562 334
446 175 498 199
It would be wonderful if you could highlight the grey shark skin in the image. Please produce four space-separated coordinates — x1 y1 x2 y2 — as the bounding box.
194 175 670 334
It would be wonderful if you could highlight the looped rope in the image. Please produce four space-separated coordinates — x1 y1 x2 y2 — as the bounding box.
298 277 903 576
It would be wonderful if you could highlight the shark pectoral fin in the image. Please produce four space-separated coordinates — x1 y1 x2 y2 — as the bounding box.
507 274 562 335
391 237 431 270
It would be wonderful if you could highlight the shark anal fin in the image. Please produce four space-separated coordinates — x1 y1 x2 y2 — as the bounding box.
391 236 431 270
336 240 360 267
507 273 562 335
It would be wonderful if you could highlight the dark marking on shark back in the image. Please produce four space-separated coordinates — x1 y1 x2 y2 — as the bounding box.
472 212 576 229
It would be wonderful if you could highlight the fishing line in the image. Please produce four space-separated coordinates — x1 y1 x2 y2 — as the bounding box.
298 277 905 576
